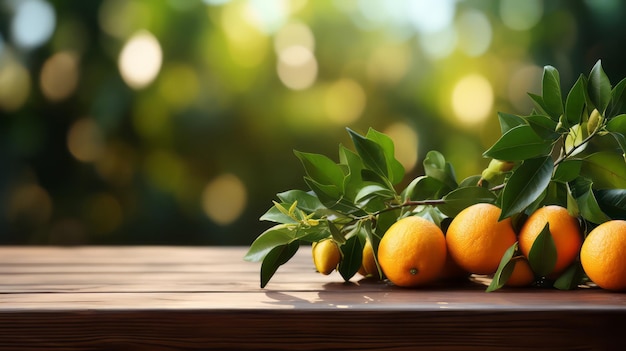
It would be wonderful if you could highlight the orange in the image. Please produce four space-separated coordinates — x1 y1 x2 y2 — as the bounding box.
377 216 447 287
518 205 582 275
358 240 382 279
505 258 535 287
580 220 626 291
446 203 517 274
312 239 341 275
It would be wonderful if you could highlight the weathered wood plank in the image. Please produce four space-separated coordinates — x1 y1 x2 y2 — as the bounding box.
0 246 625 350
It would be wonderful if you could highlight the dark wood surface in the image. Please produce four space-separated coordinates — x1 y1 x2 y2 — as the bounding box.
0 246 625 350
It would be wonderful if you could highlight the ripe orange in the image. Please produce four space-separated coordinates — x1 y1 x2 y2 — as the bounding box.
377 216 447 287
505 258 535 287
580 220 626 291
446 203 517 274
358 240 382 279
312 239 341 275
518 205 582 275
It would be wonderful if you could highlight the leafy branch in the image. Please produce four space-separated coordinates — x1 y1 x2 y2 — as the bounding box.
245 60 626 290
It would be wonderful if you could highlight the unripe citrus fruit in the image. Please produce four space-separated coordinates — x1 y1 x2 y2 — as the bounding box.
312 239 340 275
518 205 582 275
446 203 517 274
358 239 382 279
580 220 626 291
505 258 535 287
377 216 446 287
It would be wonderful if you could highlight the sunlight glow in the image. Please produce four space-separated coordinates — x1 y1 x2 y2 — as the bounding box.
118 31 162 89
277 45 318 90
451 74 494 126
202 174 247 226
324 79 366 125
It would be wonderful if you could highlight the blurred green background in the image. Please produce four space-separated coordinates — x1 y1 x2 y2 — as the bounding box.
1 0 625 245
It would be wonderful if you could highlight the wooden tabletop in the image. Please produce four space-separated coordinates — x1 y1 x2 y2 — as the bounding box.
0 246 625 350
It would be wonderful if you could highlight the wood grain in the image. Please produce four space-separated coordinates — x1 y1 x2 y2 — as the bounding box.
0 246 625 350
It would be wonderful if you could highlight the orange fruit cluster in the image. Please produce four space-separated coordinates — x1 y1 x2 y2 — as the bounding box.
312 203 626 291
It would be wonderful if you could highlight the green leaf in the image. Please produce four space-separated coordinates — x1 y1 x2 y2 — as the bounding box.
553 262 585 290
486 242 518 292
570 177 611 224
260 204 299 224
403 175 449 201
304 177 359 213
355 184 396 204
525 114 560 140
294 151 344 189
276 190 324 213
595 189 626 220
528 223 557 277
339 145 364 200
327 220 346 244
459 174 484 187
606 114 626 156
527 92 549 116
606 113 626 133
438 186 497 218
423 150 458 190
244 225 296 262
375 208 402 238
565 75 587 127
347 128 389 180
588 60 612 114
608 77 626 117
542 65 564 120
498 112 526 134
500 156 554 219
553 159 582 183
338 235 363 282
541 181 568 209
260 241 299 288
412 206 447 228
366 128 405 185
580 152 626 188
483 125 554 161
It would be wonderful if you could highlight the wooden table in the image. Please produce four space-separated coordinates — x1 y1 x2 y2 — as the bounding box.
0 246 625 350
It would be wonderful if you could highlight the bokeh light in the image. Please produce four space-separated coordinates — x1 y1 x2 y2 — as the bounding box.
67 118 105 163
324 79 366 125
0 57 31 112
451 74 494 127
0 1 623 245
202 174 247 226
500 0 543 31
118 31 163 89
277 45 318 90
10 0 56 50
40 51 80 102
456 10 492 57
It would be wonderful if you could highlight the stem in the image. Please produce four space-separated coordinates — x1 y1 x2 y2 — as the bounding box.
554 129 598 167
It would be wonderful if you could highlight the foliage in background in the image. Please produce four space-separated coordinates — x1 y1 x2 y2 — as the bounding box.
246 60 626 290
2 1 626 245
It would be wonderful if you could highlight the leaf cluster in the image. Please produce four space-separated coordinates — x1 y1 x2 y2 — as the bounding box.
245 60 626 290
